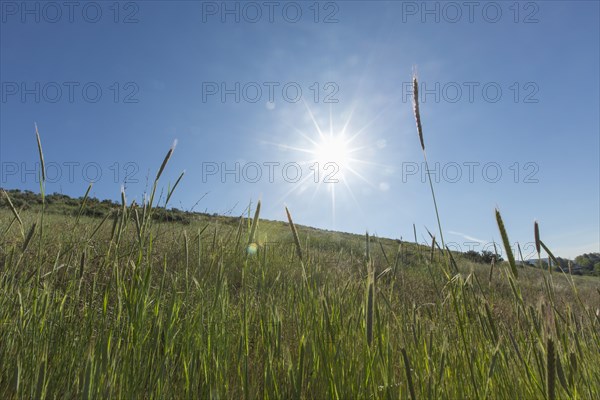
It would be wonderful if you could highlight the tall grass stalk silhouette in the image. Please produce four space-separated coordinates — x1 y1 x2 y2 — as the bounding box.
412 74 449 274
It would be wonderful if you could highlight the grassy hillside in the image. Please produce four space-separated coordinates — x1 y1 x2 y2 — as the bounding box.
0 185 599 399
1 82 598 398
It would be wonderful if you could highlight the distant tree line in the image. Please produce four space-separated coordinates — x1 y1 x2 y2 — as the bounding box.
574 253 600 276
452 246 599 278
463 250 503 264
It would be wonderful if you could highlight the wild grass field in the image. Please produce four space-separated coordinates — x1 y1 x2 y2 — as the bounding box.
1 77 599 399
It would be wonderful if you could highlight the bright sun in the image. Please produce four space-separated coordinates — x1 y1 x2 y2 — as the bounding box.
270 102 387 226
313 134 352 168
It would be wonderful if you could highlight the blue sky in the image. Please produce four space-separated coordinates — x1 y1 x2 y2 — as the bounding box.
1 1 599 259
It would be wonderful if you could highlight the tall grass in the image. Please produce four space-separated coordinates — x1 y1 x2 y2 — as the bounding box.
0 106 598 399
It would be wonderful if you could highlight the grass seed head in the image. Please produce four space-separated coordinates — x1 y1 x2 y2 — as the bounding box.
534 220 541 255
412 75 425 152
495 208 518 278
285 206 303 261
155 139 177 182
35 123 46 183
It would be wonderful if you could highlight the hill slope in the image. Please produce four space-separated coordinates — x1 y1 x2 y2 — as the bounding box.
1 186 599 398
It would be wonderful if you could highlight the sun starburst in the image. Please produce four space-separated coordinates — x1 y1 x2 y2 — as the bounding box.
269 101 389 226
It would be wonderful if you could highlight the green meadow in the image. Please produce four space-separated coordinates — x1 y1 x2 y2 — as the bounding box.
1 79 599 399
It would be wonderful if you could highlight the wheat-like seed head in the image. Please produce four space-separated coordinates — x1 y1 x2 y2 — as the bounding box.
412 75 425 152
120 185 127 206
534 221 541 255
495 208 518 278
34 123 46 182
156 139 177 182
285 206 303 261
